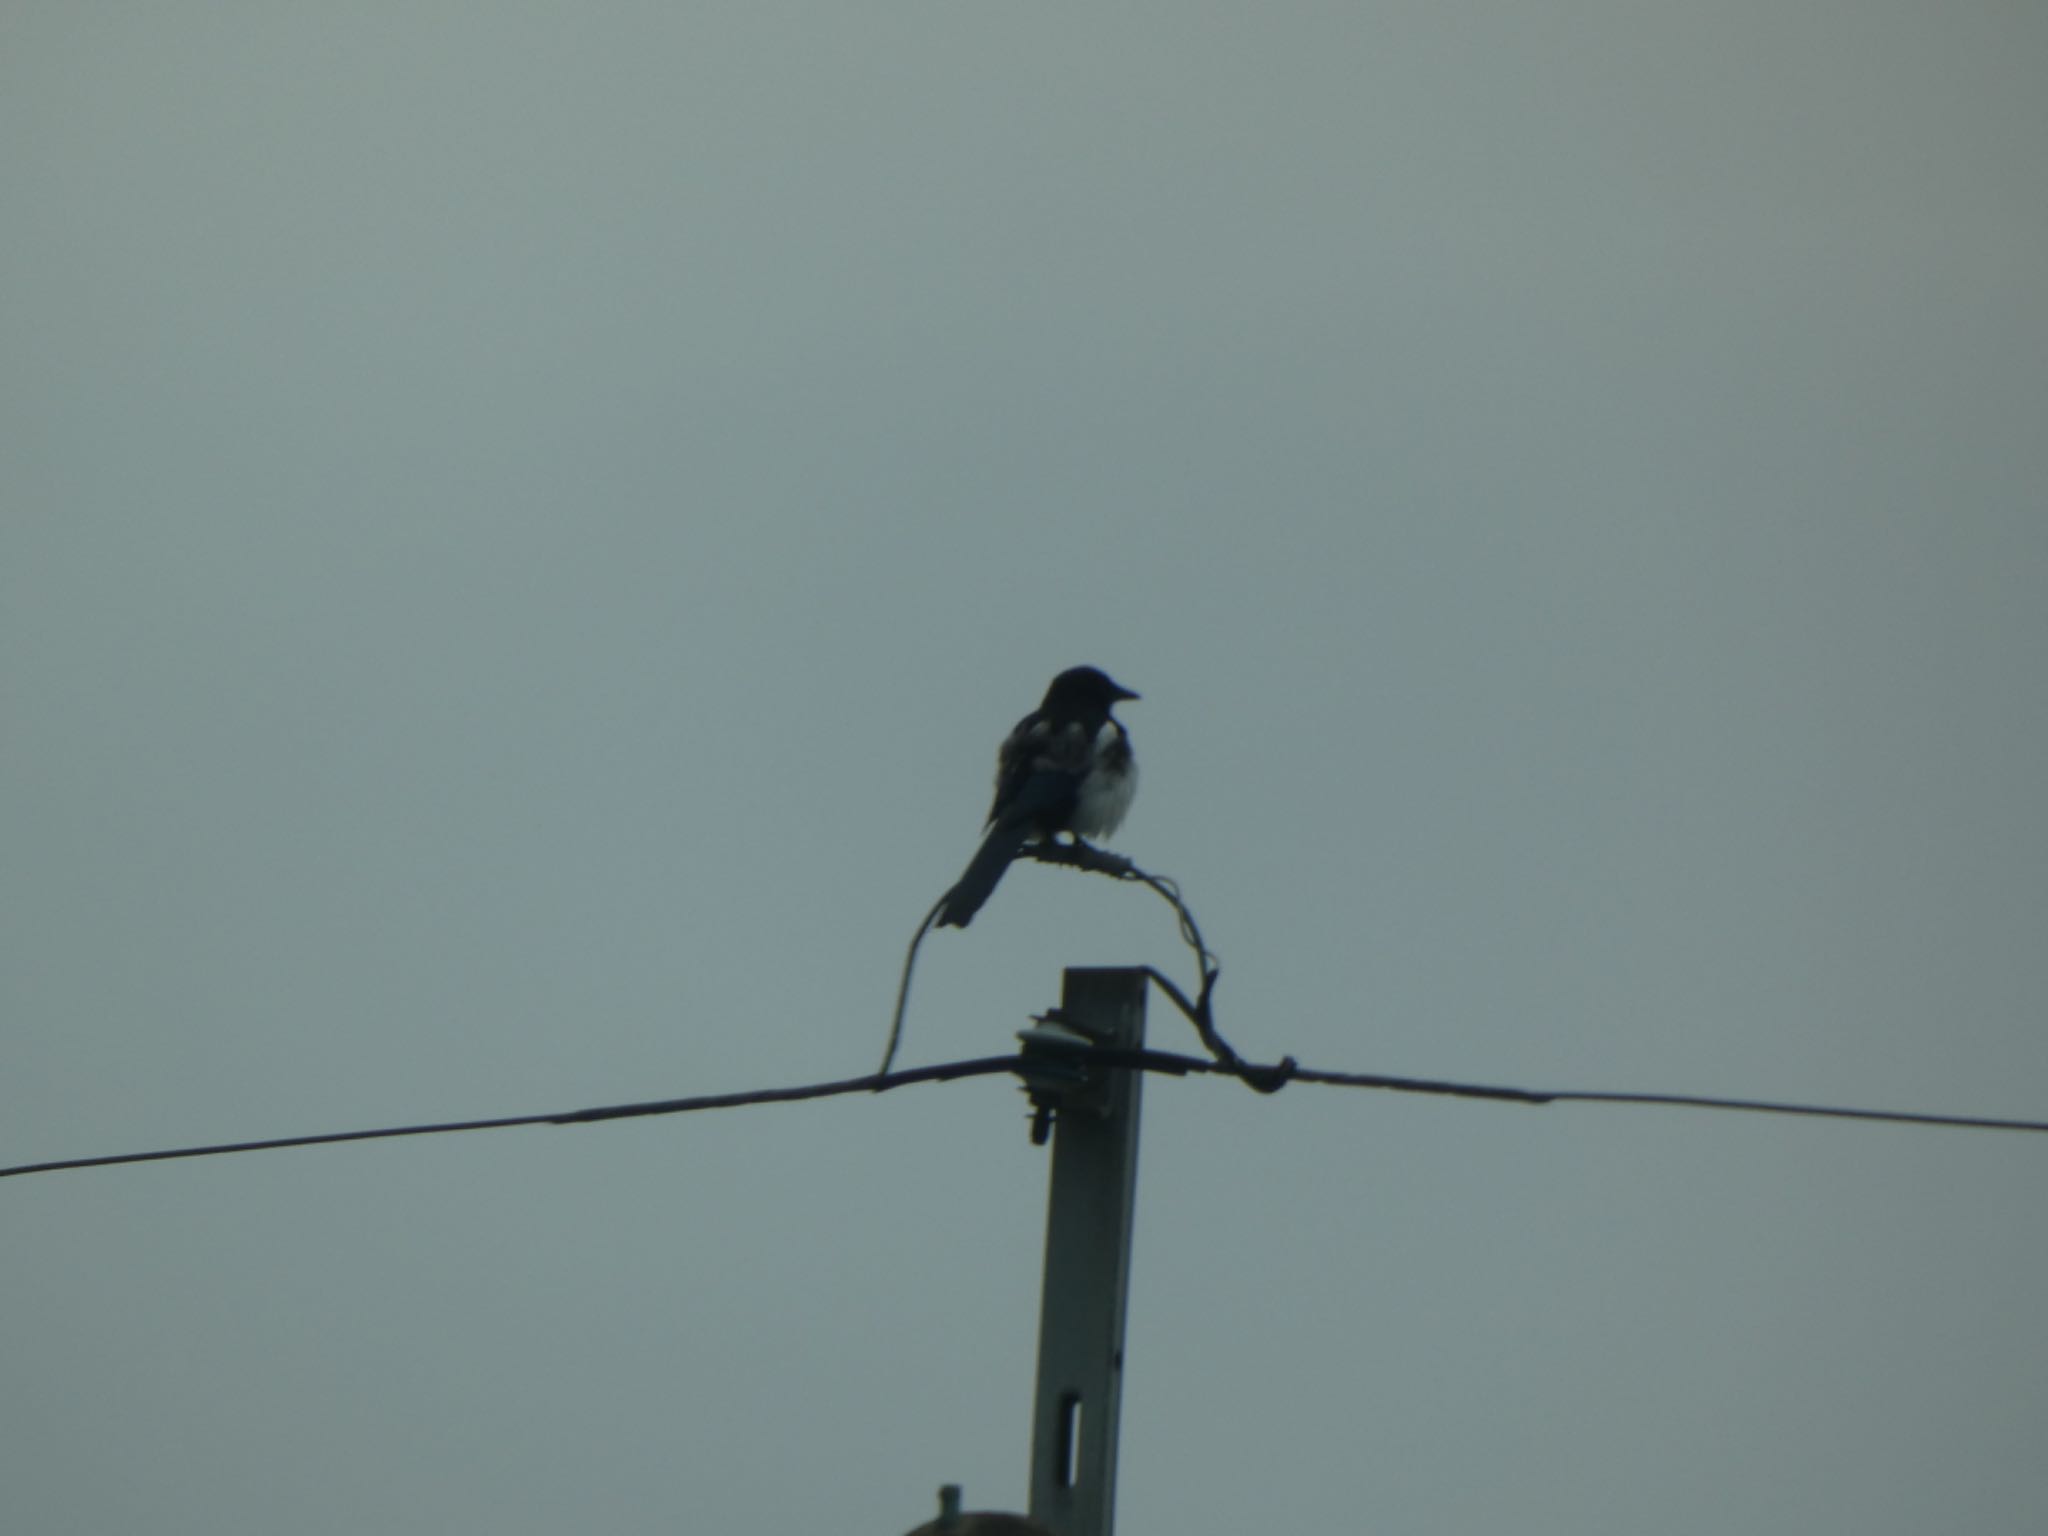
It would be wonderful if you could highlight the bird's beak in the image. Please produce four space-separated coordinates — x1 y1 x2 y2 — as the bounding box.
1115 684 1141 702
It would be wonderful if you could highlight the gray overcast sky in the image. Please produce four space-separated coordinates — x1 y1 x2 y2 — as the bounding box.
5 4 2046 1532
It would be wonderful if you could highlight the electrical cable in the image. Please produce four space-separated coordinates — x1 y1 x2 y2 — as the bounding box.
6 1046 2044 1182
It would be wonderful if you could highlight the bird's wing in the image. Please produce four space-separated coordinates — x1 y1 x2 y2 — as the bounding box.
985 715 1095 829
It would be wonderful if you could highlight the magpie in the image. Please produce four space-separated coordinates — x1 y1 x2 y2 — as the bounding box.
935 666 1140 929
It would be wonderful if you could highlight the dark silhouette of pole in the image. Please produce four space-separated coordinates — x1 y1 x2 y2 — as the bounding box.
1024 968 1147 1536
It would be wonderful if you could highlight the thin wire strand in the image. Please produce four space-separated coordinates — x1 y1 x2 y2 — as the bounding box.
877 894 947 1077
885 843 1242 1078
7 1049 2046 1182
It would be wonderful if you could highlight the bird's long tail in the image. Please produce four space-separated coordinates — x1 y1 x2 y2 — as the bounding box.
935 819 1032 928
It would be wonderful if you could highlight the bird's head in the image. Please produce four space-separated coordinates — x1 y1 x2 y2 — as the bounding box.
1043 666 1140 710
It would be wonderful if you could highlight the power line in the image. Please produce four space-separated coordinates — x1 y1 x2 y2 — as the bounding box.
5 1046 2045 1182
1283 1063 2048 1130
0 1055 1018 1181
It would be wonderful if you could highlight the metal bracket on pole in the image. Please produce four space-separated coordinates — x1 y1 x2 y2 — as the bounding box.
1021 967 1147 1536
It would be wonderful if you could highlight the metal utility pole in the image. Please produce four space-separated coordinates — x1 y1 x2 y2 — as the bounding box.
1023 968 1147 1536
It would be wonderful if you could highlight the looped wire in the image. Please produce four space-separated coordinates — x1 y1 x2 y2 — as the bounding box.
881 843 1282 1093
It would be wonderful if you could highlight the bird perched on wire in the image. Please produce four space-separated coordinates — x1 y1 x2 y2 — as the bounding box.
936 666 1140 929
